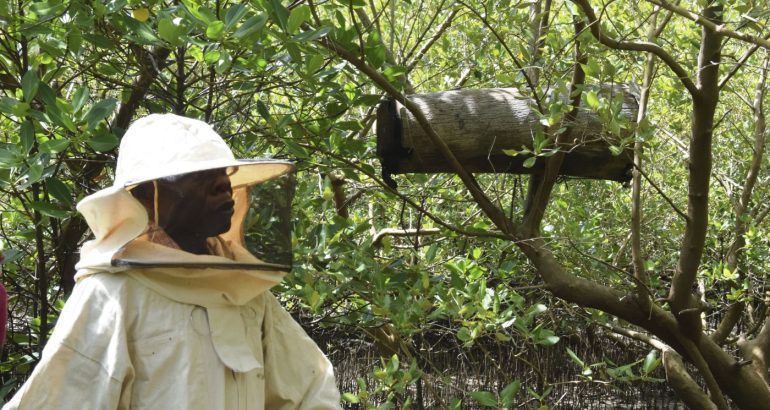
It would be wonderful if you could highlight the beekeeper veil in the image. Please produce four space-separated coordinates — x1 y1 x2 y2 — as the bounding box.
75 113 296 276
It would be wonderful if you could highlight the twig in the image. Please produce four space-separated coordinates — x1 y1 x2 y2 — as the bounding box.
633 163 688 222
571 0 698 97
647 0 770 50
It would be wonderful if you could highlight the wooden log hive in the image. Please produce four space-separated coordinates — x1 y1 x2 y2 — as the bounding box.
376 87 638 187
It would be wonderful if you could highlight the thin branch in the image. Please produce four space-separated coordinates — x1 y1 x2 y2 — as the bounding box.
718 34 770 89
601 321 670 350
372 228 441 247
712 52 769 346
458 0 544 113
565 236 655 298
631 9 658 308
318 36 515 235
647 0 770 51
296 141 511 241
570 0 698 97
520 17 586 236
633 163 688 222
405 9 459 73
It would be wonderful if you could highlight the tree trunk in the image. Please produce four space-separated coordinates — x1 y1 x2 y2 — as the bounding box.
376 87 637 184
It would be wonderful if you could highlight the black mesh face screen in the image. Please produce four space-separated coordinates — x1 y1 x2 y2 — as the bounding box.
243 173 296 269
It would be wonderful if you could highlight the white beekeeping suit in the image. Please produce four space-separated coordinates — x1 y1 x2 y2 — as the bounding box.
4 114 342 410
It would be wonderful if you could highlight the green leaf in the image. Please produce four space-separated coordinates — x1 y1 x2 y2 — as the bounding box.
500 380 520 405
341 393 359 403
523 156 537 168
224 4 247 32
39 139 70 154
214 51 233 74
188 45 204 61
206 20 225 40
197 6 218 24
233 14 267 39
535 329 560 346
502 148 520 157
0 148 21 168
20 120 35 154
30 0 66 17
83 33 114 49
642 350 660 374
21 70 40 102
531 303 547 315
305 54 324 74
269 0 289 30
0 96 18 114
470 391 498 407
566 347 585 367
425 243 438 262
45 104 77 132
287 5 310 33
285 42 302 62
29 201 69 218
46 178 73 206
382 65 406 82
83 99 118 130
27 163 43 183
158 17 183 46
71 86 90 113
457 327 472 342
292 26 330 42
204 49 221 64
386 354 399 372
283 139 308 159
12 101 30 117
113 14 160 45
256 100 271 121
586 91 599 110
87 131 119 152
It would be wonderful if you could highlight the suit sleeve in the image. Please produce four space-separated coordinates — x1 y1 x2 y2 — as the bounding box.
3 277 134 410
262 292 341 410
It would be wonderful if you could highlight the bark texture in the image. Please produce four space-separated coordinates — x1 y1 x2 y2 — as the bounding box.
376 88 636 183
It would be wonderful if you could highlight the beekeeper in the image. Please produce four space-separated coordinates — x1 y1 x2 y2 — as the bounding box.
4 114 341 409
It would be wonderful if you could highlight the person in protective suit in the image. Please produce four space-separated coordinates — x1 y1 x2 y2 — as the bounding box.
4 114 342 409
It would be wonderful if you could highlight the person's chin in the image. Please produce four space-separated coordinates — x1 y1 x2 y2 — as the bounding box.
210 218 233 236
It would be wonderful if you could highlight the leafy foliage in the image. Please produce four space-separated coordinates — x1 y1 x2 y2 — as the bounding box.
1 0 769 408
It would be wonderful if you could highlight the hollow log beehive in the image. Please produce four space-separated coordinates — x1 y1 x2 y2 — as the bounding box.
376 87 638 186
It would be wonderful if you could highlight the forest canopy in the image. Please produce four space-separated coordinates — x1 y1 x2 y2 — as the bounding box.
1 0 770 408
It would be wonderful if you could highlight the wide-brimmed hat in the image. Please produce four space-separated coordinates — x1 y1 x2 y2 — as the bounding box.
76 113 294 272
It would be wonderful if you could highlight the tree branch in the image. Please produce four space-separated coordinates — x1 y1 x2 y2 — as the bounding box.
647 0 770 50
294 140 511 241
404 9 459 74
318 37 515 235
372 228 441 247
663 350 719 410
631 10 658 308
459 0 544 113
520 17 586 236
668 5 722 338
718 34 770 90
738 317 770 389
570 0 698 97
712 52 769 346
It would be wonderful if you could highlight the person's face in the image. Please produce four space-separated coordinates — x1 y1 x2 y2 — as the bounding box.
156 168 235 238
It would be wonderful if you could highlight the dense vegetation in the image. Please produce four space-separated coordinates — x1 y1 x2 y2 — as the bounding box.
1 0 769 408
